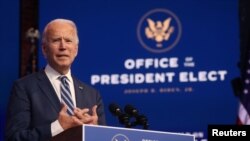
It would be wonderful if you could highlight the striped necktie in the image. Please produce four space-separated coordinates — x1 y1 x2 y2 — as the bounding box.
60 76 74 115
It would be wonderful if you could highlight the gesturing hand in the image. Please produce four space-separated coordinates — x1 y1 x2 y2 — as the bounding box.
74 105 98 125
58 104 83 130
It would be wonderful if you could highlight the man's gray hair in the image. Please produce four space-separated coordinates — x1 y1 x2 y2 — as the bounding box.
42 19 79 45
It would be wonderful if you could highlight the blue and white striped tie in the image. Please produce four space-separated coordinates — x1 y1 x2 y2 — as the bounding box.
60 76 74 115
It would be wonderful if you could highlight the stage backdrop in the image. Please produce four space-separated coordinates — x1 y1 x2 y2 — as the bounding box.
39 0 239 140
0 0 19 141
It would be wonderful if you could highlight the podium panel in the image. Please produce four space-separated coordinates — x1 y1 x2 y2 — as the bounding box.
83 125 194 141
52 125 194 141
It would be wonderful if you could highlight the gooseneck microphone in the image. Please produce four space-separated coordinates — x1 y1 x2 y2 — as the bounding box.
109 103 123 116
124 104 149 129
109 103 131 128
124 104 139 117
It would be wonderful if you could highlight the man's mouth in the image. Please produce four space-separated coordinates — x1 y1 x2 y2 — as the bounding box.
57 54 69 58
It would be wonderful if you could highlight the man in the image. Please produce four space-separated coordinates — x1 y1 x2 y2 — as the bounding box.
5 19 106 141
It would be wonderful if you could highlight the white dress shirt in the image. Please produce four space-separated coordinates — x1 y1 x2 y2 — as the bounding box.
44 64 76 136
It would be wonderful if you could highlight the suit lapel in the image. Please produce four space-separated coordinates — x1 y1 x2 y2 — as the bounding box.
73 77 85 108
37 70 61 113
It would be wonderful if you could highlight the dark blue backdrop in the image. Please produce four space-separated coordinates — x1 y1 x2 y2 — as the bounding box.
0 0 19 141
38 0 239 140
0 0 240 141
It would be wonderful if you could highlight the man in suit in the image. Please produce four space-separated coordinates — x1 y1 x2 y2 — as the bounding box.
5 19 106 141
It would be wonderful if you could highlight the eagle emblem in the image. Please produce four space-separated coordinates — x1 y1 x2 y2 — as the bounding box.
145 18 174 47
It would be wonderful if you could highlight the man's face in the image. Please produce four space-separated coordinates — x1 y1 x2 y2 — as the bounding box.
42 22 78 74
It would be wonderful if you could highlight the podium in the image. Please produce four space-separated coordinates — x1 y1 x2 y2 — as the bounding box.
51 125 194 141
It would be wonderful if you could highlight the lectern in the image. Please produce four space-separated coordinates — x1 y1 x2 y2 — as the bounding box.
51 125 194 141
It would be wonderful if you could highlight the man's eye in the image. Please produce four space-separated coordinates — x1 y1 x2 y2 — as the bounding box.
65 39 73 43
52 39 60 43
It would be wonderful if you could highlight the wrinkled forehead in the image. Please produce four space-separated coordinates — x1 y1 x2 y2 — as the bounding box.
46 22 76 38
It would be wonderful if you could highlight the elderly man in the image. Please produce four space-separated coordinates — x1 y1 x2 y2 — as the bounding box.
5 19 106 141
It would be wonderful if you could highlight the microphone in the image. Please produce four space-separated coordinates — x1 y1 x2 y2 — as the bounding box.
135 114 149 129
124 104 149 129
109 103 131 128
109 103 123 116
124 104 139 117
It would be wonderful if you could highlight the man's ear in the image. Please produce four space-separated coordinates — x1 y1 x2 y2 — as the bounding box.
75 46 78 57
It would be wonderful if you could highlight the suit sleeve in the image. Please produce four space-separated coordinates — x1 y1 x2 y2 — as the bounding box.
95 90 106 125
5 81 52 141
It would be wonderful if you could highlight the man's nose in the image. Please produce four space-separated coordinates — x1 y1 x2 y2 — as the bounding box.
59 40 66 49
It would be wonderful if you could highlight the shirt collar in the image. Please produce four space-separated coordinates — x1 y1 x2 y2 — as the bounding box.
45 64 73 82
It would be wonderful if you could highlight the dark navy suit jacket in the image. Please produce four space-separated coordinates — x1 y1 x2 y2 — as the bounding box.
5 70 106 141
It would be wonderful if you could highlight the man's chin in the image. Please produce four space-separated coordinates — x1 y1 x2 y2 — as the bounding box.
56 62 71 70
56 60 71 66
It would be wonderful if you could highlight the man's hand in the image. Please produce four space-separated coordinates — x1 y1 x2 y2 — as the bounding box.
74 105 98 125
58 104 83 130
